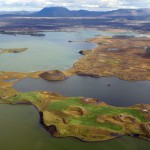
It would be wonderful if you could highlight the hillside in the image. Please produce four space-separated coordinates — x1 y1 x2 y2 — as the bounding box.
0 7 149 18
33 7 150 17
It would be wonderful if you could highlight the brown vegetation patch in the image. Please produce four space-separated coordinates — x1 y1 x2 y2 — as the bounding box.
40 70 67 81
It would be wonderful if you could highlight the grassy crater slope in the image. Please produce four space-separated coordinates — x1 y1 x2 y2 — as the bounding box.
1 90 150 142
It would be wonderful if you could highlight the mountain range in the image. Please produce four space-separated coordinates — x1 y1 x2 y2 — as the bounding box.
0 7 150 17
34 7 150 17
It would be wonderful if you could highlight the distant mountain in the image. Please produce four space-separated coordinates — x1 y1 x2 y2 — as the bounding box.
0 7 149 18
33 7 150 17
0 10 34 17
34 7 71 17
0 10 33 15
33 7 107 17
106 9 150 16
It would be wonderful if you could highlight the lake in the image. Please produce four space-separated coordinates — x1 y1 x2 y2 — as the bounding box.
14 76 150 107
1 29 150 149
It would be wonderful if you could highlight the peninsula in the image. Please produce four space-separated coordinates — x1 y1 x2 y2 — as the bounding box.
40 36 150 81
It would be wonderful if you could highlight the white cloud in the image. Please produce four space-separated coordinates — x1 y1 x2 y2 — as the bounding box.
0 0 149 11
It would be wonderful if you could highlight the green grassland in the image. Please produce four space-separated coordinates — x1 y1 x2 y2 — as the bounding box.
0 91 149 141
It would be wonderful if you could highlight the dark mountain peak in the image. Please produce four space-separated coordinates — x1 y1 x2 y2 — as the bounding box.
41 7 69 11
35 7 70 17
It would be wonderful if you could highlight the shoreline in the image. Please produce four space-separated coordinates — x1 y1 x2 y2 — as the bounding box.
0 27 150 37
58 35 150 81
0 93 150 142
1 31 150 86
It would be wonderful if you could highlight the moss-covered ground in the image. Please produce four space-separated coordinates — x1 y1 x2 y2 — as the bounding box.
0 90 149 141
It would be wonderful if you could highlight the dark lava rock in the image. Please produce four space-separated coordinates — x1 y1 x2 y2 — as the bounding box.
110 133 122 137
46 125 58 135
77 72 100 78
79 50 85 55
40 70 67 81
79 50 91 55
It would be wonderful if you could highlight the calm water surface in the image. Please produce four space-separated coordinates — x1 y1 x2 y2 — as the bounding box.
14 76 150 107
0 104 150 150
0 30 99 72
0 30 145 72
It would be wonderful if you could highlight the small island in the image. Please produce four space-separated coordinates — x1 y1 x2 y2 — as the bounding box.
0 48 28 54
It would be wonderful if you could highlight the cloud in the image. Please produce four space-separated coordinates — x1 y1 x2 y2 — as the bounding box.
0 0 149 11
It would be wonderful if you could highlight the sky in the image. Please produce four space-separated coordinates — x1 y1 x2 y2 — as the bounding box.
0 0 150 11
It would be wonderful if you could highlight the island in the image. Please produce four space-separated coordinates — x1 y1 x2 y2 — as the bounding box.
0 48 28 54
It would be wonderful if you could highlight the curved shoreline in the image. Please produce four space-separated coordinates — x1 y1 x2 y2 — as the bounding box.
12 102 141 143
1 31 150 82
57 36 150 81
1 92 150 142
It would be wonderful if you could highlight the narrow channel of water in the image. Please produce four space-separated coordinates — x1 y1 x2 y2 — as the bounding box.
14 76 150 107
0 104 150 150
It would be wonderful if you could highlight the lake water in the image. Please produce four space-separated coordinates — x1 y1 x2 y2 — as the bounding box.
0 30 98 72
14 76 150 107
0 104 150 150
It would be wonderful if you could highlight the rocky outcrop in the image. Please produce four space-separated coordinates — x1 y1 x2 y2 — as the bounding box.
45 125 58 136
77 71 100 78
142 121 150 138
39 70 67 81
79 50 91 55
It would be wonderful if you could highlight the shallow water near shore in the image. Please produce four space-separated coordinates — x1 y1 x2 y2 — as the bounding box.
0 104 150 150
14 76 150 107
